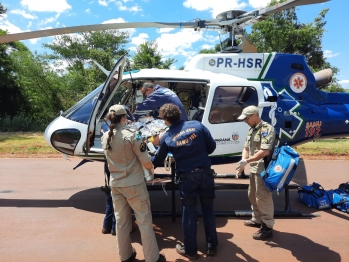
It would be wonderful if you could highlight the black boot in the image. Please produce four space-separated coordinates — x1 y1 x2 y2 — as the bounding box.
253 222 272 240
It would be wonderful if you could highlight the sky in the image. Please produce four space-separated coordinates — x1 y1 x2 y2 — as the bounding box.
0 0 348 88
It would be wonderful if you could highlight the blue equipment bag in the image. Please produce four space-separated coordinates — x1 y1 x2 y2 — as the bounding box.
298 182 333 209
338 182 349 194
333 182 349 213
261 145 300 193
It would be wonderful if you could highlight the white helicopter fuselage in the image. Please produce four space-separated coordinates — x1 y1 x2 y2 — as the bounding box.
45 51 347 162
45 54 269 159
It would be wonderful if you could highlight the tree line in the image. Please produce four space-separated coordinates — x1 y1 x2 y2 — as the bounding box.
0 1 344 131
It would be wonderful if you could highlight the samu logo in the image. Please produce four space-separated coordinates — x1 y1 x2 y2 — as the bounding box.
318 200 330 209
232 133 239 141
274 165 282 172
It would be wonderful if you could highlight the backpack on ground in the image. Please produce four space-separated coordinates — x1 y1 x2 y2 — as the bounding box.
298 182 333 209
261 145 300 193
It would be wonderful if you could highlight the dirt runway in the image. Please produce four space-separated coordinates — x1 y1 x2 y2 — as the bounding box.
0 158 348 262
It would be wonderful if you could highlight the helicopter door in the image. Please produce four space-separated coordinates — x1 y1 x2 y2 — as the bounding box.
85 54 127 153
202 84 259 156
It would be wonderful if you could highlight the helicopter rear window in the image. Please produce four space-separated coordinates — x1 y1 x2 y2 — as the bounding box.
209 86 258 124
62 84 103 124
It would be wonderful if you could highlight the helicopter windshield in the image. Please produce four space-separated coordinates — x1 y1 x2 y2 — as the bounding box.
62 84 104 124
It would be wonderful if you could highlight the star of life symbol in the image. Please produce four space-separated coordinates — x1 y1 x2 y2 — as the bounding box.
274 165 282 172
290 73 307 93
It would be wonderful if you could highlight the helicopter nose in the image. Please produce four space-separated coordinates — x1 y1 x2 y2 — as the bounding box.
44 116 83 155
44 118 57 147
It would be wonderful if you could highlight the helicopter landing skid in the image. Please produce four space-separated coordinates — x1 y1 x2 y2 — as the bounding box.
149 165 318 222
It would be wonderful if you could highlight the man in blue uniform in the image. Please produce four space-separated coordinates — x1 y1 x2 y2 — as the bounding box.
134 82 188 121
152 103 218 260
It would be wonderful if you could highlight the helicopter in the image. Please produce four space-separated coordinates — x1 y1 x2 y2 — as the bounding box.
0 0 342 165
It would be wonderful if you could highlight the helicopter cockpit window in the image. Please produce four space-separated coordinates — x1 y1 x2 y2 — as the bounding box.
62 84 104 124
209 86 258 124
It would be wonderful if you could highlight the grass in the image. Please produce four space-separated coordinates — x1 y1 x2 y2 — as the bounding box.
0 132 59 156
295 138 349 156
0 132 348 158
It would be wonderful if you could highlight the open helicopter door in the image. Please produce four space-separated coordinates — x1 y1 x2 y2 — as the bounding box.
85 54 127 153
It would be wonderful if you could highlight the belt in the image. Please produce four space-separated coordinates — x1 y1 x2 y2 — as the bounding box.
177 168 213 178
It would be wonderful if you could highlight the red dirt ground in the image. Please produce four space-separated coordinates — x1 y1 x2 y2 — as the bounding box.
0 158 348 262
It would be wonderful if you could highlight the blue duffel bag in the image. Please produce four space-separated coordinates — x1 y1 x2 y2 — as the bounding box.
298 182 333 209
333 182 349 213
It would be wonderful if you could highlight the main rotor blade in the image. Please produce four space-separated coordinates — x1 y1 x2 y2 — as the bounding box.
259 0 330 16
0 21 198 44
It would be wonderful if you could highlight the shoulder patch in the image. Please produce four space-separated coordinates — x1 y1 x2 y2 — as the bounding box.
261 128 269 137
139 141 147 152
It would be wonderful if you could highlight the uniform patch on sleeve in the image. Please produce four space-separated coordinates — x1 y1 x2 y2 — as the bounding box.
261 128 269 137
139 141 147 152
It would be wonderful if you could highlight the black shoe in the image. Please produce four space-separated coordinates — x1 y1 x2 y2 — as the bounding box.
244 220 261 228
121 247 136 262
156 253 166 262
111 229 116 236
206 246 217 256
176 244 198 260
253 222 273 240
101 228 111 234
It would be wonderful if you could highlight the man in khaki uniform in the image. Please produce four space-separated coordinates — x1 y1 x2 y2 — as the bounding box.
101 105 165 262
236 105 276 240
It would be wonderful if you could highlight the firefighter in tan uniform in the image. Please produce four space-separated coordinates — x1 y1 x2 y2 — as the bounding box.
101 105 166 262
236 105 276 240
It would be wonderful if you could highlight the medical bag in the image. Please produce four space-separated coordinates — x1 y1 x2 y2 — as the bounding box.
261 145 300 193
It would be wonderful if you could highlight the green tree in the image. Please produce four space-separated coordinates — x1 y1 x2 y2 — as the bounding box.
199 44 221 54
43 30 130 96
0 5 17 117
0 3 32 118
10 49 67 120
132 40 176 69
248 0 342 91
0 2 7 16
0 4 29 118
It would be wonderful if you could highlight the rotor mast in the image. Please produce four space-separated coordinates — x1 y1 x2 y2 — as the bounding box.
215 10 248 53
